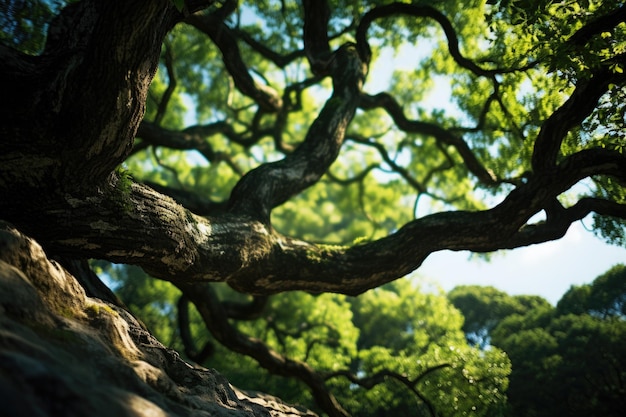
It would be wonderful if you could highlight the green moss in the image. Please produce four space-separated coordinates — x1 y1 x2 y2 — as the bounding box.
111 166 134 212
352 236 370 245
55 306 75 319
305 243 347 264
115 166 133 194
86 302 119 318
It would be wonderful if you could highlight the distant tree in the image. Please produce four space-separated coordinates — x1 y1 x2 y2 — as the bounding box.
448 285 550 348
453 265 626 417
558 264 626 318
493 311 626 417
2 0 626 415
556 283 592 316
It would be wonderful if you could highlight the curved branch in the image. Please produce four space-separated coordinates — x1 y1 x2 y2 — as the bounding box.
266 319 339 350
178 291 267 362
326 164 379 185
185 13 283 112
347 135 428 194
233 28 305 68
561 148 626 182
568 4 626 47
177 294 215 363
57 258 126 308
177 282 350 417
8 150 622 297
324 364 452 417
222 295 268 320
224 149 626 295
356 3 493 77
359 92 498 185
303 0 333 74
227 44 367 223
531 69 623 174
501 197 626 249
153 42 177 125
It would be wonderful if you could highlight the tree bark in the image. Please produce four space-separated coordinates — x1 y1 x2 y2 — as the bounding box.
1 0 625 298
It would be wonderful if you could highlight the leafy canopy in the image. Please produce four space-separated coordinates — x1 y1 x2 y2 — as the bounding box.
451 264 626 417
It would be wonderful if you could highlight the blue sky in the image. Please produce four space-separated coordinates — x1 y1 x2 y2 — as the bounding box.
416 221 626 305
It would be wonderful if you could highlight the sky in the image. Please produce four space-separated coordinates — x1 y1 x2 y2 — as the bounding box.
366 46 626 305
415 221 626 305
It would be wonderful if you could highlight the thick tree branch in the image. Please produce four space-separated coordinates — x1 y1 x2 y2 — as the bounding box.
568 4 626 47
227 44 368 223
302 0 333 74
503 198 626 249
142 181 228 216
0 0 181 191
531 69 623 174
6 147 622 296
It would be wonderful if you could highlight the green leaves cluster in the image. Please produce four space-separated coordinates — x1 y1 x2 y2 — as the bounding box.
103 261 510 416
0 0 64 54
345 280 510 417
450 264 626 417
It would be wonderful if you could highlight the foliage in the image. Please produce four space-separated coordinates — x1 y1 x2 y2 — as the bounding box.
0 0 64 54
451 264 626 417
448 285 550 348
104 267 510 416
557 263 626 318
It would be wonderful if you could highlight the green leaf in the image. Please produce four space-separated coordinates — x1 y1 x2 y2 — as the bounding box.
172 0 185 12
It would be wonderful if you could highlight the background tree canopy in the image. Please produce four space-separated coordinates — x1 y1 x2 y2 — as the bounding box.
1 0 626 416
451 264 626 417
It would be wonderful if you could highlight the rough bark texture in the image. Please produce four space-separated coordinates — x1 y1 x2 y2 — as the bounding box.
0 221 317 417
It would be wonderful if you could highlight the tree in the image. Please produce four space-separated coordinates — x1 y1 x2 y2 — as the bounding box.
2 0 626 416
451 266 626 417
448 285 550 348
491 307 626 417
558 263 626 317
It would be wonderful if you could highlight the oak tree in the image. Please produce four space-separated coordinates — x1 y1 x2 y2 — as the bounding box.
2 0 626 416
